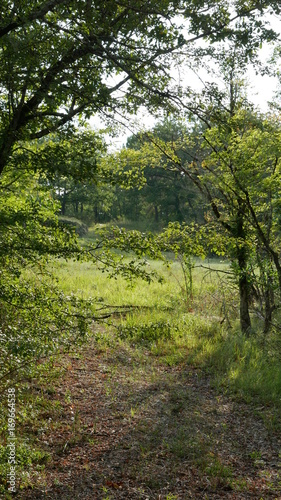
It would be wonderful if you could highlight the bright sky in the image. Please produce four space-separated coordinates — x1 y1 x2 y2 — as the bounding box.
246 50 279 109
90 11 281 149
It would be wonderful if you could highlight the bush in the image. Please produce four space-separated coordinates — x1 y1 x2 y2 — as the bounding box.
59 216 88 236
117 320 173 346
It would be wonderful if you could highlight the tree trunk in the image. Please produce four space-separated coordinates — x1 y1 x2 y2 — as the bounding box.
154 205 159 223
175 193 183 222
238 266 252 334
236 203 251 335
272 252 281 295
94 204 98 221
264 287 273 335
61 197 66 215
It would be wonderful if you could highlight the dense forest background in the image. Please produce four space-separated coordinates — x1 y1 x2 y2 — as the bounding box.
52 121 206 227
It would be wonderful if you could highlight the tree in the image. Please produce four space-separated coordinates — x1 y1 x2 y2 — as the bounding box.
0 171 91 387
1 0 280 382
0 0 279 178
131 106 281 334
116 36 281 334
190 109 281 334
37 128 118 222
123 122 206 225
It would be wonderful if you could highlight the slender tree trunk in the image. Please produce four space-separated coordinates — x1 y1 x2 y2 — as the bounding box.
154 205 159 223
175 193 183 222
272 252 281 294
263 286 274 334
61 197 66 215
238 259 252 334
236 203 252 335
256 249 275 334
94 204 98 221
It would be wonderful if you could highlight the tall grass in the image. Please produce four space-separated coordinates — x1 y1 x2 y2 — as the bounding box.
1 251 280 494
51 254 281 415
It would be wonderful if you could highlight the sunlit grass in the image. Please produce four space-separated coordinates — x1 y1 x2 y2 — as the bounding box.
2 221 280 496
51 256 232 310
50 253 281 413
2 248 281 495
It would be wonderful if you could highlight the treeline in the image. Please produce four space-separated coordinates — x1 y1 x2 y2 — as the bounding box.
51 121 206 227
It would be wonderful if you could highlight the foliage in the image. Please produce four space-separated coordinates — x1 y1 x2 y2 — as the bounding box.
118 93 281 333
0 0 279 175
121 123 206 224
39 128 113 222
0 442 50 495
0 175 95 391
1 2 281 494
58 216 88 236
0 1 280 363
117 319 174 346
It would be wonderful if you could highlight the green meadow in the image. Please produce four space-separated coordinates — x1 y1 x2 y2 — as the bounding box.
52 249 281 413
1 240 281 496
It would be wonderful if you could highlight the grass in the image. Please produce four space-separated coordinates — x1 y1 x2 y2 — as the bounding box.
52 256 230 308
0 358 65 495
51 252 281 411
1 241 281 495
51 258 181 308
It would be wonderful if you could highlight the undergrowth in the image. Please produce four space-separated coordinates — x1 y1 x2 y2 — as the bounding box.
49 255 281 412
1 254 281 494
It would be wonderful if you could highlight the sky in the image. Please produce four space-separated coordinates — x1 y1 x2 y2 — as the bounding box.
246 52 279 109
90 11 281 149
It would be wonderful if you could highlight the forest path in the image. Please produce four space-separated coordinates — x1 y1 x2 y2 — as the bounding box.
20 336 281 499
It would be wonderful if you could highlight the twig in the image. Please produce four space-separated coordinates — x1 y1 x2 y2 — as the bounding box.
195 264 234 275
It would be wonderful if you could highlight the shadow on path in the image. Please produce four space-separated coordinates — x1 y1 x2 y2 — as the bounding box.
19 341 280 499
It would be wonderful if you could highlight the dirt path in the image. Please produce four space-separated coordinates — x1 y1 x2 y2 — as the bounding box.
20 338 281 499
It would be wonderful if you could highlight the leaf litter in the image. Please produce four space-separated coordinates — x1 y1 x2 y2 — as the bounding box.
19 336 281 499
